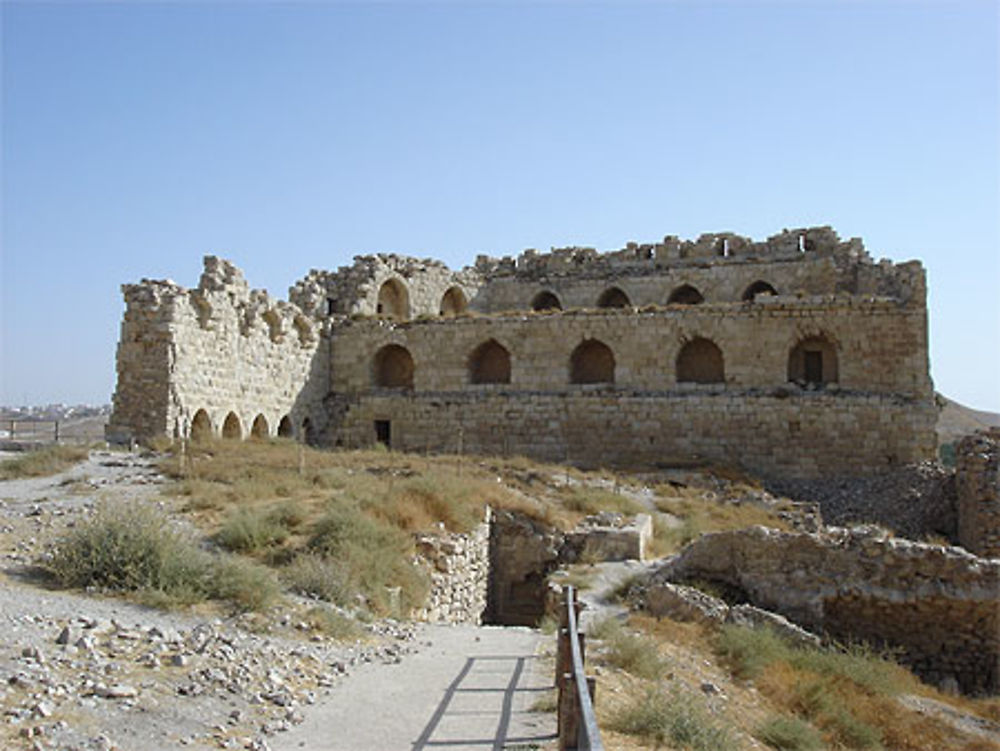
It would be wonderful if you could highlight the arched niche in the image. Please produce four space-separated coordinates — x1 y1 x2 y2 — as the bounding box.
439 287 467 316
277 415 294 439
222 412 242 440
570 339 615 384
667 284 705 305
469 339 511 384
190 409 213 442
596 287 631 309
531 291 562 311
788 335 839 387
742 280 778 302
377 278 410 320
676 337 725 384
373 344 415 389
250 414 269 439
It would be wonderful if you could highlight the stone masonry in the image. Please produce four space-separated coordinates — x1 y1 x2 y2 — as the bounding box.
956 429 1000 558
107 226 937 480
654 525 999 694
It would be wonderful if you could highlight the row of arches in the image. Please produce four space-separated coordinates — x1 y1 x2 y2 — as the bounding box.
371 334 837 390
374 279 469 321
188 409 312 443
531 280 778 311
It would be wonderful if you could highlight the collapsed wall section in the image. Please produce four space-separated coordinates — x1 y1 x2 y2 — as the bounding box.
956 428 1000 558
107 257 328 442
655 526 999 694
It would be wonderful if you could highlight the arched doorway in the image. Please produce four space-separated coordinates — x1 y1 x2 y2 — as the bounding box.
222 412 242 440
277 415 294 438
190 409 213 442
788 335 838 387
250 414 269 439
531 291 562 311
596 287 631 309
667 284 704 305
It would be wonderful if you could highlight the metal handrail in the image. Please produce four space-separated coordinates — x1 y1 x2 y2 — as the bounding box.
561 585 604 751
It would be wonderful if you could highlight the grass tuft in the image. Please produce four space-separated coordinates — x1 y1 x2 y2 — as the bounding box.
756 714 824 750
611 687 734 750
0 445 89 480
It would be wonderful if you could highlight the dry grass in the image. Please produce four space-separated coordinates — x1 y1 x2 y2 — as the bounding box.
0 444 89 480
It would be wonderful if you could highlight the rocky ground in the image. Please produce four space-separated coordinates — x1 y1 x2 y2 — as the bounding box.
0 451 421 751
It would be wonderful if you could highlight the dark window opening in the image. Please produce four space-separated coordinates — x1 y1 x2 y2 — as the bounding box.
667 284 704 305
804 351 823 384
375 420 391 448
326 298 336 316
531 291 562 311
596 287 631 308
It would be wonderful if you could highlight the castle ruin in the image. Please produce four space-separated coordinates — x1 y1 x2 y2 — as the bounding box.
107 226 937 480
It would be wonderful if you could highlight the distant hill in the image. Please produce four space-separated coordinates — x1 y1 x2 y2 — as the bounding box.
936 393 1000 447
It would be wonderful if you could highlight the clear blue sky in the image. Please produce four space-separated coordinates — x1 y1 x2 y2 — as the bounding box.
2 1 998 411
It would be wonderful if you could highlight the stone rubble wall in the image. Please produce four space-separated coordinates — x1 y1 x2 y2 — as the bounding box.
956 428 1000 558
108 257 328 442
656 526 1000 693
413 513 491 624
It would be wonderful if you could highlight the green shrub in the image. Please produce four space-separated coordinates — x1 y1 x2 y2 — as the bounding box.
47 501 208 593
282 552 352 605
47 501 277 612
756 714 824 750
212 556 280 612
215 506 290 553
305 606 364 641
714 624 791 680
604 628 668 680
611 687 733 750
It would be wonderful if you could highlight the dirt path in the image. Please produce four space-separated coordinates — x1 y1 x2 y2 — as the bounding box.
273 624 555 751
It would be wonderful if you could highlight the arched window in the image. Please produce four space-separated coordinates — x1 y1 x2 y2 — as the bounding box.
373 344 415 389
439 287 467 316
788 335 838 387
190 409 213 442
251 414 269 439
532 291 562 311
570 339 615 384
277 415 294 438
596 287 631 309
377 278 410 320
676 338 725 384
468 339 511 384
667 284 704 305
222 412 242 440
742 280 778 302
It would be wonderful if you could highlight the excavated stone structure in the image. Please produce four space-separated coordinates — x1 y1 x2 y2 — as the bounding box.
956 428 1000 558
653 526 1000 694
108 226 936 480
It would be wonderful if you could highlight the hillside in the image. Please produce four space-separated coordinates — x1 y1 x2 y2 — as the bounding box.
937 394 1000 447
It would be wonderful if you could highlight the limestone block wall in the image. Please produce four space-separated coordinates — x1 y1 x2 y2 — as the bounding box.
329 301 931 397
330 391 935 480
413 514 491 624
108 257 328 441
658 526 1000 693
956 429 1000 558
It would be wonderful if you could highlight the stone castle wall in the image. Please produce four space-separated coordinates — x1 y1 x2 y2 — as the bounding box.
108 226 937 481
956 429 1000 558
108 257 328 442
414 514 491 624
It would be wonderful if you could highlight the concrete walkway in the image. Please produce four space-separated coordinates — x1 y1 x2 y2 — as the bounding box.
274 624 557 751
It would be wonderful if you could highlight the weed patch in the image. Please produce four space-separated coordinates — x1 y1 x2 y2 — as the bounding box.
756 714 824 750
0 445 88 480
610 687 734 750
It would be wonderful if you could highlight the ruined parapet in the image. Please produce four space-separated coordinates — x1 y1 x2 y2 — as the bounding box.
290 253 484 319
108 256 326 442
565 512 652 562
656 526 1000 693
956 428 1000 558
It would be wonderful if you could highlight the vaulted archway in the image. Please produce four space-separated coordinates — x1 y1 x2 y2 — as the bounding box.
251 414 269 439
277 415 294 439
